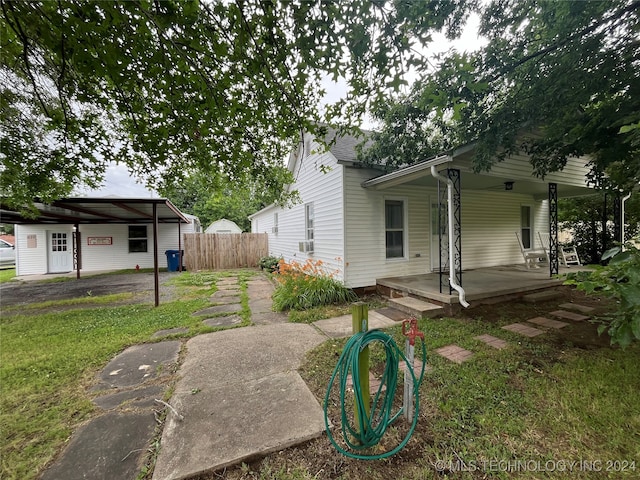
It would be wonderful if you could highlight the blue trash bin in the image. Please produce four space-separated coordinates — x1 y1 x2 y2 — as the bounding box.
165 250 182 272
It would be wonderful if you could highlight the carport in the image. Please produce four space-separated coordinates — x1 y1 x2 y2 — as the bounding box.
0 198 191 306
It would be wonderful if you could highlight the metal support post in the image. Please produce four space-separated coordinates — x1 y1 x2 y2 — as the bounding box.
402 317 424 424
448 169 462 291
549 183 559 276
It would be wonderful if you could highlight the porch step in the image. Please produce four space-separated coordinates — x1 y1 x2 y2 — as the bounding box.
388 296 444 319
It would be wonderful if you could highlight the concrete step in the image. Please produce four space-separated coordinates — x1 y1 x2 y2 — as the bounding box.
388 296 444 318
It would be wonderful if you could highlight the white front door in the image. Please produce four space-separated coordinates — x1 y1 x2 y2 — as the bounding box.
430 197 448 271
48 231 72 273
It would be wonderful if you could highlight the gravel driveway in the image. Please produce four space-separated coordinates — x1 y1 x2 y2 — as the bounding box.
0 272 180 307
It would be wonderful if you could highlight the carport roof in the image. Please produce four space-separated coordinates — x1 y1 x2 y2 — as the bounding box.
0 197 191 225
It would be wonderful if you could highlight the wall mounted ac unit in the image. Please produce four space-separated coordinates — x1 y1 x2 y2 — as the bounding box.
298 240 314 253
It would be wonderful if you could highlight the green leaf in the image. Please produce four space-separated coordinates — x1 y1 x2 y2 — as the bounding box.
602 246 622 261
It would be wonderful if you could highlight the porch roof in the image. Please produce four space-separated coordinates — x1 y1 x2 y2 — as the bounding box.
360 143 595 199
0 197 191 225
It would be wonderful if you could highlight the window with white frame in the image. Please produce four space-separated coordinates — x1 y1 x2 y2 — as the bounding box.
273 213 278 234
305 203 314 240
385 199 406 258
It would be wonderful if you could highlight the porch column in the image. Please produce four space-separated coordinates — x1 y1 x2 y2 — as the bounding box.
549 183 559 276
153 203 160 307
448 168 462 291
73 223 82 279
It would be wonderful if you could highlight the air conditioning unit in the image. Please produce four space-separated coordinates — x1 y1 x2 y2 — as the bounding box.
298 240 314 253
271 226 278 233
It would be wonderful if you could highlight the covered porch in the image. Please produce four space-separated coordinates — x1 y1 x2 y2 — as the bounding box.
377 264 591 308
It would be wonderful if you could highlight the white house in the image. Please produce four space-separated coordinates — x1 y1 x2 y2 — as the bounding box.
7 197 199 276
249 128 596 298
205 218 242 234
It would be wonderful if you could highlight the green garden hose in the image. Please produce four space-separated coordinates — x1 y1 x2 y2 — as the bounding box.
323 329 427 460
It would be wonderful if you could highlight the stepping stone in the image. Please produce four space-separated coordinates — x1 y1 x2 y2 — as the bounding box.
217 277 238 285
522 290 563 303
558 303 595 314
93 385 166 410
252 311 288 325
152 327 189 338
93 341 181 390
216 285 240 291
527 316 569 329
212 289 241 297
549 310 589 322
210 292 241 303
501 323 545 337
203 315 243 328
376 307 408 322
40 412 155 480
474 334 508 349
192 303 242 317
435 345 474 364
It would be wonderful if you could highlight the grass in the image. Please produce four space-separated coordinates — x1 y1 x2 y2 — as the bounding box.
214 313 640 480
0 268 16 283
0 269 257 480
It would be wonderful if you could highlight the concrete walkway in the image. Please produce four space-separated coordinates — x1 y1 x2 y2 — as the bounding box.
40 272 405 480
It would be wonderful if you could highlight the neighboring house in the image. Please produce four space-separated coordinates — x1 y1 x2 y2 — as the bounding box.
205 218 242 234
249 128 596 292
8 197 199 276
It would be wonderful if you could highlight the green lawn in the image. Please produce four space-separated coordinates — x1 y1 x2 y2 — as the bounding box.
0 268 15 283
3 274 639 480
221 315 640 480
0 270 255 480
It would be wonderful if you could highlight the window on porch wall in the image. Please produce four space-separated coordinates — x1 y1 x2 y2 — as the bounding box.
521 205 532 249
385 199 405 258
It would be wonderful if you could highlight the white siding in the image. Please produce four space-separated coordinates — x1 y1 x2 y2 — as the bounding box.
345 169 551 288
250 135 346 279
344 167 431 288
460 190 548 269
15 223 185 275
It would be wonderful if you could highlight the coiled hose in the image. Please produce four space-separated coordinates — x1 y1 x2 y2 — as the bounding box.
323 329 427 460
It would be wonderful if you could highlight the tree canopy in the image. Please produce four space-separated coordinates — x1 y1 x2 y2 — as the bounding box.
1 0 474 215
361 0 640 193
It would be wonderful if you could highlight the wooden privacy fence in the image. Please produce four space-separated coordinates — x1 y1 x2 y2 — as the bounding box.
183 233 268 271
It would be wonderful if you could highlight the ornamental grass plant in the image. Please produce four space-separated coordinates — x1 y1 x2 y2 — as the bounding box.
272 258 356 311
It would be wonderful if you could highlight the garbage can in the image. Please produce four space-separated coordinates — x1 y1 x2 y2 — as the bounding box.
165 250 183 272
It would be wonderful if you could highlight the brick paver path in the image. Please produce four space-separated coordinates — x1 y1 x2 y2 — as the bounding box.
549 310 590 322
527 316 569 329
435 345 474 364
502 323 545 337
474 334 508 349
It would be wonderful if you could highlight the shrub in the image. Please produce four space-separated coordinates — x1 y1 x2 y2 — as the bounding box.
565 242 640 348
258 255 281 273
272 258 357 311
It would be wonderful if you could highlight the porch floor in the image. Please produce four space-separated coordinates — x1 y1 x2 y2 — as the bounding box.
377 264 590 306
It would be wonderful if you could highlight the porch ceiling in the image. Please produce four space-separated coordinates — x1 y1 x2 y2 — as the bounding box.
0 197 191 225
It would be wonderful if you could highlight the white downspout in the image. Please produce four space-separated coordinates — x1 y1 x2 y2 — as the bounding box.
431 165 470 308
621 192 632 250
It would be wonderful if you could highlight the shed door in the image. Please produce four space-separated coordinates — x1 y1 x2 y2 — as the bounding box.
48 231 72 273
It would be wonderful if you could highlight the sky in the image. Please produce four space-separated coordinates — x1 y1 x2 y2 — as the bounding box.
79 14 485 199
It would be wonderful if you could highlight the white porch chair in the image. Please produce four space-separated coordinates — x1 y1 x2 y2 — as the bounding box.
515 232 547 269
538 232 581 267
